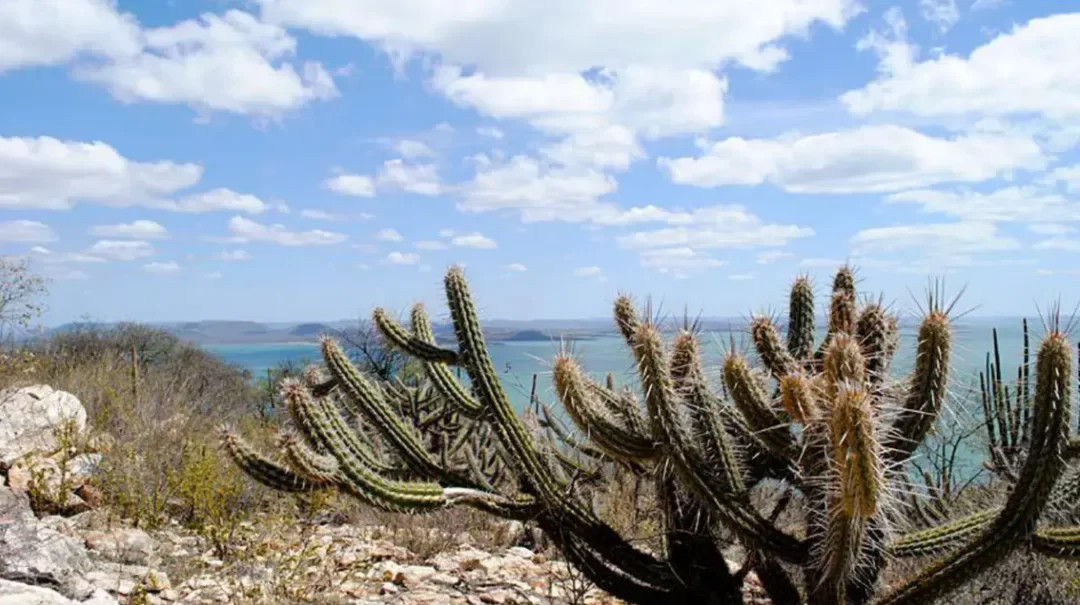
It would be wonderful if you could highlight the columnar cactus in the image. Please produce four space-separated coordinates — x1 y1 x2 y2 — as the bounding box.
223 265 1080 605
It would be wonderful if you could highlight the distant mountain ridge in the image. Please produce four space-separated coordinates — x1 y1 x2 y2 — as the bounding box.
45 315 1013 346
45 319 621 346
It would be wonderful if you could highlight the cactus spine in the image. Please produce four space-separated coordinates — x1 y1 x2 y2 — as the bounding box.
223 265 1080 605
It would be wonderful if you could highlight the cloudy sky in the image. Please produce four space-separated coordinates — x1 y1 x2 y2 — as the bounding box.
2 0 1078 324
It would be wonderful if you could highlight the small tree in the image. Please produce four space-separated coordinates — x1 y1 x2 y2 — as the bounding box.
0 256 49 342
335 316 419 383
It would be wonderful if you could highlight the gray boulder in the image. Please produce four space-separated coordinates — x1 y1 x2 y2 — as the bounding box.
0 386 87 467
0 578 75 605
0 579 117 605
0 487 94 600
83 528 158 566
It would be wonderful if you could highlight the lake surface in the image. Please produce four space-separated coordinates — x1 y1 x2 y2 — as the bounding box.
205 318 1052 481
205 318 1039 409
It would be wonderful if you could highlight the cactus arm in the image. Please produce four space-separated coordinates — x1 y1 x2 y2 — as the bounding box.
787 275 816 361
546 440 606 485
445 418 477 462
586 381 649 437
691 392 748 492
445 267 683 583
1011 366 1024 450
277 430 341 485
552 355 658 462
542 525 686 604
372 307 460 365
445 266 567 502
814 267 857 360
659 478 744 604
633 323 807 564
220 427 326 492
887 310 951 463
1032 526 1080 559
284 379 534 515
816 337 889 604
283 379 452 511
980 370 1011 476
876 331 1072 605
537 403 613 463
821 333 867 397
888 508 1001 558
464 445 500 492
672 331 746 493
408 304 485 417
856 303 895 384
812 385 883 605
613 294 640 346
322 336 474 485
1022 319 1032 444
751 316 798 378
310 394 398 474
799 415 830 601
708 388 788 481
723 352 796 458
754 556 802 605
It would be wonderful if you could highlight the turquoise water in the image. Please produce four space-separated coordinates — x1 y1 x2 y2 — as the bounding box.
206 342 322 379
205 319 1048 481
204 319 1036 409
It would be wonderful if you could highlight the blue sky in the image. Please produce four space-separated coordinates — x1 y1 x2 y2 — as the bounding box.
2 0 1080 324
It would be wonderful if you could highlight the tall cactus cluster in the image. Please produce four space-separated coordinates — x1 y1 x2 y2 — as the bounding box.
979 318 1080 522
223 265 1080 605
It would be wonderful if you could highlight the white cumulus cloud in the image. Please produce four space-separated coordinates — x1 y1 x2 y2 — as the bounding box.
74 10 338 117
638 247 725 273
376 228 404 242
616 206 813 250
885 187 1080 223
227 216 347 246
220 249 251 261
0 220 57 243
256 0 857 76
393 139 435 159
659 126 1045 193
376 160 441 196
89 220 169 239
386 251 420 265
573 266 602 277
851 222 1020 255
0 136 266 213
143 261 181 274
87 240 156 261
415 240 447 251
0 0 140 72
451 233 497 249
919 0 959 33
324 174 376 197
843 12 1080 120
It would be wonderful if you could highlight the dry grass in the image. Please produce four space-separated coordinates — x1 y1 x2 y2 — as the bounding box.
0 324 289 533
0 324 528 568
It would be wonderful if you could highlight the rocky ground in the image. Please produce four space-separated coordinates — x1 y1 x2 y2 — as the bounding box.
0 384 767 605
2 481 635 605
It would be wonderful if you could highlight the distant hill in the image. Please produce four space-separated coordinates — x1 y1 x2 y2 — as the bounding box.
501 330 551 342
42 319 611 346
45 313 1000 346
290 323 333 338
